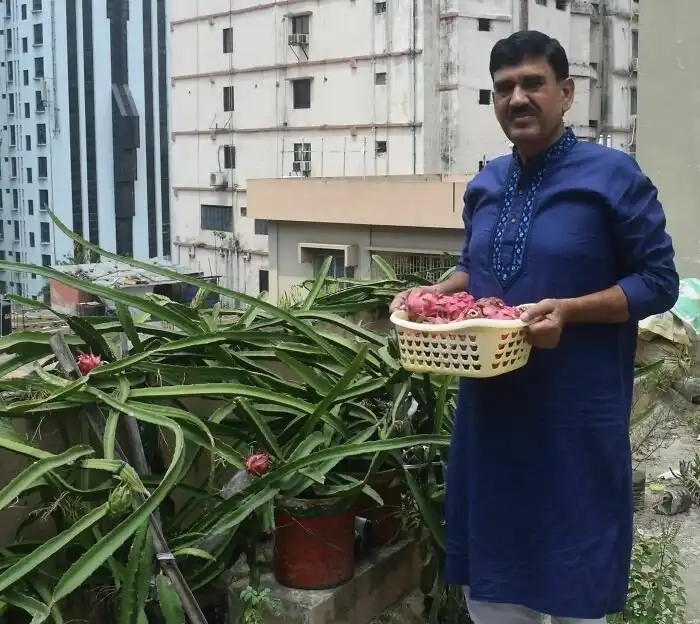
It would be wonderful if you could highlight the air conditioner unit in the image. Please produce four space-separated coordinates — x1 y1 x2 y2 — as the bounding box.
299 161 311 173
209 171 228 189
631 57 638 72
288 33 309 46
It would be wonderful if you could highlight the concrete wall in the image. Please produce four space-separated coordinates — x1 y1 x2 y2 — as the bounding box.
267 220 464 304
636 0 700 278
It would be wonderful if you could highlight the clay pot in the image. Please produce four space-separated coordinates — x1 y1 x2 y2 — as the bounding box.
273 496 355 590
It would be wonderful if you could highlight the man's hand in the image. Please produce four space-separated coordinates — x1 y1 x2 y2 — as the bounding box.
520 298 569 349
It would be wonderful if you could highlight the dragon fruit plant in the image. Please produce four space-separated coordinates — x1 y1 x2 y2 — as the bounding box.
403 290 523 323
77 352 103 375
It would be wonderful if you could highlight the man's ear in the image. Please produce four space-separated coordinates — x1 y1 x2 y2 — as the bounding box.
561 77 575 114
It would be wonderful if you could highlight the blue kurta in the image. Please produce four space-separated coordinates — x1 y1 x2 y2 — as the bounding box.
444 129 679 619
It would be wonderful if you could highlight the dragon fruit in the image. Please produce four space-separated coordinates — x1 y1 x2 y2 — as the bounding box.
402 291 522 323
77 352 103 375
245 453 271 477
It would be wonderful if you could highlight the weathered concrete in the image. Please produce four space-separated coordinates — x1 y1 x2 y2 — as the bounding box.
229 539 420 624
641 426 700 624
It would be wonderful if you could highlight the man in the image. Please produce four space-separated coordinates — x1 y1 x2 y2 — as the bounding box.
390 31 679 623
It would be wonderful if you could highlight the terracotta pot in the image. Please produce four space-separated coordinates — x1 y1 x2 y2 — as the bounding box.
273 496 355 590
352 468 406 548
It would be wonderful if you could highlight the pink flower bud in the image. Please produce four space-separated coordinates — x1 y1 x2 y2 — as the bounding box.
245 453 270 477
77 352 103 375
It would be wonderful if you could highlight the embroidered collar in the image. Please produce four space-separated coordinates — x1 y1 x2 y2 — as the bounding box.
511 127 577 170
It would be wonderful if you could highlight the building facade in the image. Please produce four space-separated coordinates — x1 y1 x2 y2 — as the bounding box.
170 0 639 298
0 0 171 299
636 0 699 278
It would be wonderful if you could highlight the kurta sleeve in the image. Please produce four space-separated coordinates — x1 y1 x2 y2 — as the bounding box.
611 159 679 322
456 182 474 274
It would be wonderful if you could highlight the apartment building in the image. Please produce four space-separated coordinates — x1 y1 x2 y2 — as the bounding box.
635 0 699 277
0 0 171 299
170 0 639 298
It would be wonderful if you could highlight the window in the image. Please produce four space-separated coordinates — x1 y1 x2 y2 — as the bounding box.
24 102 30 118
630 86 637 115
7 62 14 83
5 29 11 51
631 30 639 58
22 37 27 53
478 18 492 31
36 123 46 145
38 156 47 178
21 4 27 19
293 142 311 174
25 134 31 150
8 94 14 115
9 125 16 147
33 24 43 45
40 222 49 243
376 140 387 155
23 69 29 85
314 253 354 290
27 199 33 215
292 78 311 109
291 14 310 34
35 90 45 112
34 57 44 78
13 220 19 240
375 71 387 85
240 206 247 217
0 224 3 240
555 0 567 9
375 1 387 14
254 220 268 236
41 254 51 267
222 145 235 169
10 158 17 178
258 269 269 293
222 27 233 53
39 189 48 209
200 204 233 232
479 89 491 105
29 232 35 247
12 189 18 209
223 86 234 112
32 0 42 11
4 2 10 17
535 0 547 5
26 167 32 182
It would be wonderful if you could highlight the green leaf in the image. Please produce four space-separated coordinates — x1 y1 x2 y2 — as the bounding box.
2 590 51 624
156 574 186 624
0 446 94 511
0 504 109 594
371 255 398 280
118 522 153 624
172 547 215 561
238 399 283 460
116 303 142 352
301 255 333 310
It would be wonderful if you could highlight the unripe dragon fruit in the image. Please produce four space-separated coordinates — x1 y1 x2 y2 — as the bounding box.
245 453 271 477
77 352 102 375
402 292 522 323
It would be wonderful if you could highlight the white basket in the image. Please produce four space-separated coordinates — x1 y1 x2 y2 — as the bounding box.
390 309 533 378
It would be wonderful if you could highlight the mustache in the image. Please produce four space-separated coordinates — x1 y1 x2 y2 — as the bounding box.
508 107 538 119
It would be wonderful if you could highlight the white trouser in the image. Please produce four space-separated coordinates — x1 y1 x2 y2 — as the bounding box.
465 588 607 624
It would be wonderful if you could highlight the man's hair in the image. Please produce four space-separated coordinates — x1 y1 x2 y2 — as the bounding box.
489 31 569 80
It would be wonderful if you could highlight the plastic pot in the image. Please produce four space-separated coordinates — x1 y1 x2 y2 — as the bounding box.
273 496 355 590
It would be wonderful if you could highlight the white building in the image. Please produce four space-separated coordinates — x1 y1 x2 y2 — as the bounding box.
0 0 171 299
170 0 638 297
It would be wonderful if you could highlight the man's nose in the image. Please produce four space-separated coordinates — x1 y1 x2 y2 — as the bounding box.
509 85 529 107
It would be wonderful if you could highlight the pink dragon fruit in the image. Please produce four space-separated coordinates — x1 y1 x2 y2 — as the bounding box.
402 292 522 324
77 352 103 375
245 453 271 477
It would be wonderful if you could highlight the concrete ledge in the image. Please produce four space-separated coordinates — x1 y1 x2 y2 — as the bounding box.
229 539 420 624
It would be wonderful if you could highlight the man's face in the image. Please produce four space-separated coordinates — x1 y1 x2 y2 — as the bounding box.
492 57 574 150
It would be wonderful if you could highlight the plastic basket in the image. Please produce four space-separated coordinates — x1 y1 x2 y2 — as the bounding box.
390 309 533 378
